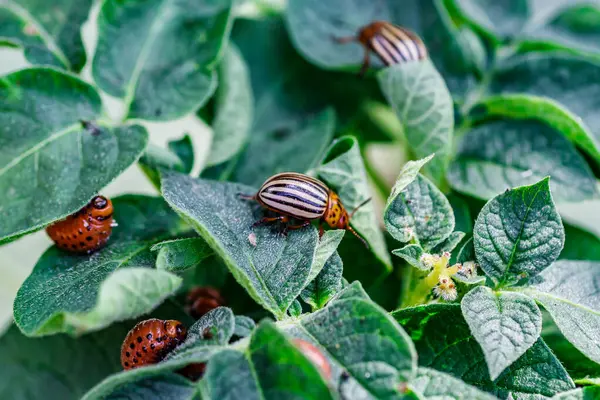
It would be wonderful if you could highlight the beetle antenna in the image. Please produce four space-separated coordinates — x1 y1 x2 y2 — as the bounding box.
348 225 369 249
349 197 372 218
238 193 255 201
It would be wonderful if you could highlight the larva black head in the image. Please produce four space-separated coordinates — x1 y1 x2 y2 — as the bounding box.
46 195 115 253
90 196 113 220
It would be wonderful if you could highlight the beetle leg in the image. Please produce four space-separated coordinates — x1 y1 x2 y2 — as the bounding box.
238 193 256 201
286 220 311 230
333 35 356 44
358 47 371 78
253 215 288 227
318 223 324 238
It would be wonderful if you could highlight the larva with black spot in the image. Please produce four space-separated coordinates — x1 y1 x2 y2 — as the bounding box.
121 319 187 370
46 195 116 253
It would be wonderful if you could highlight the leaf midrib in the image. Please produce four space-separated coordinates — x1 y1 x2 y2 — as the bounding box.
121 0 172 116
0 123 81 177
3 0 71 68
498 183 544 287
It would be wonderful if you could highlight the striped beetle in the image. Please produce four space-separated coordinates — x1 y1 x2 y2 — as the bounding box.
335 21 427 76
240 172 370 247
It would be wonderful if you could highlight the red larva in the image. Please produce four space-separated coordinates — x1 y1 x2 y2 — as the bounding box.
186 287 226 319
46 195 115 254
121 319 187 370
293 339 332 380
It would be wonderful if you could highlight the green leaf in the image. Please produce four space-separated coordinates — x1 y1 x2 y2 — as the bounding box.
431 231 466 254
454 0 529 39
552 387 600 400
202 350 259 399
13 195 187 336
526 260 600 366
167 308 235 357
205 43 253 168
308 230 344 282
461 286 542 380
301 252 343 310
295 282 418 398
560 224 600 261
448 193 473 234
285 0 398 70
233 315 255 338
287 299 302 318
472 94 600 164
205 322 335 400
542 311 600 380
139 143 186 189
473 178 564 287
0 0 92 71
490 53 600 159
385 155 434 211
378 61 454 182
448 119 599 203
0 323 125 399
92 0 233 120
233 107 336 187
525 4 600 59
168 134 195 174
392 303 575 398
161 172 319 320
0 68 149 244
421 0 486 99
392 245 428 271
385 174 455 251
412 367 497 400
316 136 391 273
457 237 476 264
231 16 336 135
103 375 199 400
152 238 213 273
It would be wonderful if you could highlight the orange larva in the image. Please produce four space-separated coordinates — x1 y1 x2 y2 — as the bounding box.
121 319 187 370
293 338 332 380
46 195 115 254
186 287 226 319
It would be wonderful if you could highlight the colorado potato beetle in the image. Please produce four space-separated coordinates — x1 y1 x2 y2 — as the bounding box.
46 195 116 253
293 339 332 380
240 172 370 247
336 21 427 76
121 319 187 370
186 287 226 319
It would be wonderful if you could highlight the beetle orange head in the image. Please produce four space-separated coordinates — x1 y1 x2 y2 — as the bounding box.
325 193 371 248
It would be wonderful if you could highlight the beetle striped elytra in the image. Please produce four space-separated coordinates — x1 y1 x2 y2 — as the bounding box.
46 195 117 254
335 21 427 76
240 172 370 247
120 319 187 370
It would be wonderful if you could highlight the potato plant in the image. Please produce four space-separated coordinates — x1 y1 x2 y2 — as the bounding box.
1 0 600 399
